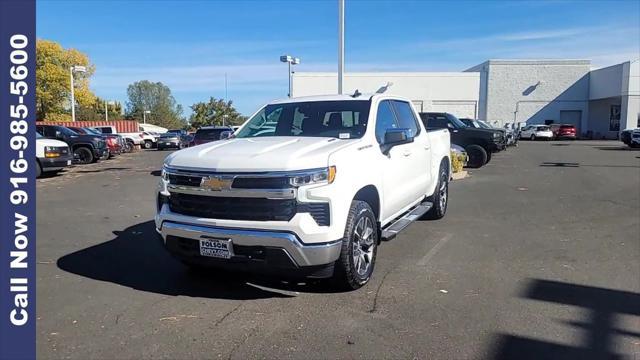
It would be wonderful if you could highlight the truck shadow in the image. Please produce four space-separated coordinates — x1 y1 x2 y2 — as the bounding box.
57 220 302 300
487 279 640 359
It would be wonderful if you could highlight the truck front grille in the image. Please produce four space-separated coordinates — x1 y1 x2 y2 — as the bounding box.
169 193 297 221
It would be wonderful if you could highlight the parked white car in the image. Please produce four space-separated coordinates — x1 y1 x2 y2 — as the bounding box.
36 132 73 177
520 125 554 140
156 94 451 289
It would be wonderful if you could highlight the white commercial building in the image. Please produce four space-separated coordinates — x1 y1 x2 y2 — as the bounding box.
292 59 639 139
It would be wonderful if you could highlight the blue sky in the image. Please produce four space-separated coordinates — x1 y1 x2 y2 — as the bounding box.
37 0 640 116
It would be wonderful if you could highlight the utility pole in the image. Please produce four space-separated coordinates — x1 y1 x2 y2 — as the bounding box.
338 0 345 95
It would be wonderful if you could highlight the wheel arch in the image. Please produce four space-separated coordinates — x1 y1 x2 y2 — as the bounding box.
352 185 380 222
71 142 95 151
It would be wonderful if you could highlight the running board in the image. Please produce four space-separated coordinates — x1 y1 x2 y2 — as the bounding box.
381 202 433 241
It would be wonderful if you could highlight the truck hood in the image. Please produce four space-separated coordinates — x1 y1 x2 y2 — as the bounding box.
37 138 69 147
166 136 357 172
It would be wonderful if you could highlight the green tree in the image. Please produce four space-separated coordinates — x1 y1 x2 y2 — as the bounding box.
36 39 96 120
189 97 247 129
76 98 123 121
125 80 186 129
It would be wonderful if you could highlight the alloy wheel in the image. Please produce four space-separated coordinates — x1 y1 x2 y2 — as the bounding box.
352 216 375 276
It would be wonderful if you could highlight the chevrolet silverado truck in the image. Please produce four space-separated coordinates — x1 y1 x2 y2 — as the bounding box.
156 94 451 290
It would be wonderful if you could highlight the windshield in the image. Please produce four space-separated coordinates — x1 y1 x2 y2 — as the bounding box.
235 100 371 139
59 126 78 136
160 133 178 138
476 120 493 129
445 113 469 128
83 127 101 135
195 128 227 140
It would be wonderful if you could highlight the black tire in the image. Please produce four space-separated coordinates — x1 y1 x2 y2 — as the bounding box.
143 140 153 149
425 161 449 220
332 200 378 290
486 150 492 164
74 146 94 164
466 144 488 168
36 161 42 178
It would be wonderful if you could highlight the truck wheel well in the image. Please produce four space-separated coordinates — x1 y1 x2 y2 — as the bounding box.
72 143 94 150
353 185 380 221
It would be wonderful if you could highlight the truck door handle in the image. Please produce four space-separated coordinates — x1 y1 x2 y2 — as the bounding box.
402 150 412 157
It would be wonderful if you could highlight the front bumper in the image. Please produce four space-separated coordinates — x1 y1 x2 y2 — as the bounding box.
158 141 180 148
488 142 505 152
94 147 109 159
40 154 73 171
158 221 342 276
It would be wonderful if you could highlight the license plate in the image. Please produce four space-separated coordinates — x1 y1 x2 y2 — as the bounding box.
165 142 172 145
66 160 71 165
199 238 233 259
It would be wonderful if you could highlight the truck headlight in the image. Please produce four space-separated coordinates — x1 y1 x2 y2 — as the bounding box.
161 166 169 181
289 166 336 187
44 146 61 158
493 132 501 139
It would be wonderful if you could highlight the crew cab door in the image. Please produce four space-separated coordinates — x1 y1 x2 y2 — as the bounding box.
375 100 430 221
391 100 431 204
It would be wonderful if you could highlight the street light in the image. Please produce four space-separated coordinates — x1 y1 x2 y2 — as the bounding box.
143 110 151 124
69 65 87 122
280 55 300 97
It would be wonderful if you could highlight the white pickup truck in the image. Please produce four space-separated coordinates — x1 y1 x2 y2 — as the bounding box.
156 94 451 289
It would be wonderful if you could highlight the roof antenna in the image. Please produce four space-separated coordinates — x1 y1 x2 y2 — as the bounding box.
376 82 393 94
351 89 362 98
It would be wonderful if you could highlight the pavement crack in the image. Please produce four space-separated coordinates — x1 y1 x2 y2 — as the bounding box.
214 303 242 327
227 327 256 360
369 266 396 313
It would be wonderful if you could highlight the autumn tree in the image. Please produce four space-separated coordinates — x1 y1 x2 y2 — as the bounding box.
125 80 186 129
189 97 247 129
36 39 96 120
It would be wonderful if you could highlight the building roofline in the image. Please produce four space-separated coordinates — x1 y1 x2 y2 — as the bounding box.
293 72 479 77
484 59 591 65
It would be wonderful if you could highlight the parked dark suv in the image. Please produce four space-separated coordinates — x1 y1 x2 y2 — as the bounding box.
420 112 505 168
192 126 233 146
36 124 108 164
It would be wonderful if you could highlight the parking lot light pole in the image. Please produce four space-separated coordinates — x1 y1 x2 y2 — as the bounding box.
143 110 151 124
69 65 87 122
105 100 115 121
338 0 344 95
280 55 300 97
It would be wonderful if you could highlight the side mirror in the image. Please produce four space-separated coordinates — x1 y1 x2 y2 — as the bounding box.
382 128 413 154
220 130 233 140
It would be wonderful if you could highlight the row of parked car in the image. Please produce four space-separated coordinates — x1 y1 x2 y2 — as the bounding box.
35 124 152 178
155 126 238 150
34 122 245 178
419 112 583 167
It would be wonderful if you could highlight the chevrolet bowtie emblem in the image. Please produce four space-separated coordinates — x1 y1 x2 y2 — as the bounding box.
200 176 232 191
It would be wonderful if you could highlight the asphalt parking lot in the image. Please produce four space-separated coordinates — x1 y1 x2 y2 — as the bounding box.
36 141 640 359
